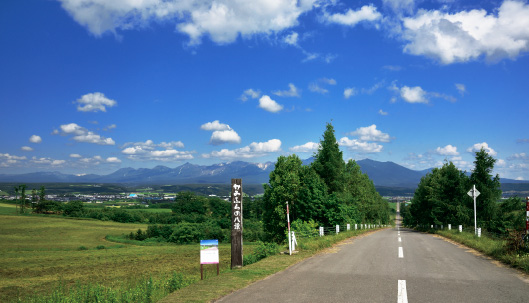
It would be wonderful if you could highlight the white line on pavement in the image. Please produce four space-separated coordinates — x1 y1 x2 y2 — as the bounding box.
398 237 402 242
398 280 408 303
398 247 403 258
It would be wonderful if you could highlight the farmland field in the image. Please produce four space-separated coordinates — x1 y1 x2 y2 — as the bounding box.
0 203 241 302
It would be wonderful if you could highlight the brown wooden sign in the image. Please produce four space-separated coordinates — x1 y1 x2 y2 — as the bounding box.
231 178 243 268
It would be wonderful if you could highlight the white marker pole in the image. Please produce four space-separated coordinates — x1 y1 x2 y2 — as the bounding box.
286 202 291 255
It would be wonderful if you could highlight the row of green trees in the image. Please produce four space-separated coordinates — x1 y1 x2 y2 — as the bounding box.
401 148 524 234
263 123 390 243
13 184 46 214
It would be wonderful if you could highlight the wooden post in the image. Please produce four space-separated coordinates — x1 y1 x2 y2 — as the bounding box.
200 264 203 280
231 179 243 269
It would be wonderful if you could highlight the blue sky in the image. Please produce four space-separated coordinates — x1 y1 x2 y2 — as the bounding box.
1 0 528 180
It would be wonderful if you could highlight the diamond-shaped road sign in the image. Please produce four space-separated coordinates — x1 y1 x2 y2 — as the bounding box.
467 186 480 198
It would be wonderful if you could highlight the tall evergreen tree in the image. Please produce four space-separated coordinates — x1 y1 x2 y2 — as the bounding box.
312 122 345 194
470 148 502 230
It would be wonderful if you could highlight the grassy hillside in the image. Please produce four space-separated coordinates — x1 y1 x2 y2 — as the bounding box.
0 203 238 302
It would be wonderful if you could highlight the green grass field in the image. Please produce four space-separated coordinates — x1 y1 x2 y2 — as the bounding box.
0 203 240 302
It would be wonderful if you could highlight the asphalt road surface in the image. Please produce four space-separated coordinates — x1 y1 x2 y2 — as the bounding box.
217 205 529 302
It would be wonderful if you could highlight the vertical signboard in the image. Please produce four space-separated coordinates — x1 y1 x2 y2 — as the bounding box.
526 197 529 234
231 179 243 268
200 239 219 279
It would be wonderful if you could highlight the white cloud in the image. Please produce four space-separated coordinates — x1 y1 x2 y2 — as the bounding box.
400 86 428 103
120 140 193 162
349 125 392 142
259 95 283 113
200 120 231 131
378 109 388 116
203 139 281 159
273 83 300 97
283 31 299 46
435 144 459 156
401 1 529 64
325 4 382 26
455 83 466 95
344 87 357 99
29 135 42 143
70 154 82 158
383 0 415 15
321 78 337 85
361 81 384 94
339 137 383 153
106 157 121 163
57 123 115 145
290 142 320 153
508 153 528 161
309 83 328 94
466 142 497 156
75 92 117 112
21 146 33 151
240 88 261 101
59 0 319 45
210 129 242 145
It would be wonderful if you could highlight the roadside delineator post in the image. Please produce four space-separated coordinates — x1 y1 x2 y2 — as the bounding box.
448 224 451 230
319 226 324 237
347 224 350 231
459 225 463 233
336 225 340 234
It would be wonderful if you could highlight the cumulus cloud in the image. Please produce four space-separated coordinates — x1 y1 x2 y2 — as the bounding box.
325 4 382 26
273 83 300 97
339 137 383 153
401 1 529 64
106 157 121 163
121 139 194 162
290 142 320 153
283 32 299 46
467 142 497 156
29 135 42 143
56 123 115 145
201 120 241 145
75 92 117 112
344 87 357 99
378 109 389 116
435 144 459 156
70 154 82 158
21 146 33 151
455 83 466 95
200 120 231 131
508 153 528 161
240 88 261 101
383 0 415 16
348 125 392 142
58 0 319 45
259 95 283 113
203 139 281 159
0 153 27 167
400 85 428 103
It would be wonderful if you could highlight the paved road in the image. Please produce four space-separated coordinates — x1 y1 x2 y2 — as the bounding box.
217 205 529 302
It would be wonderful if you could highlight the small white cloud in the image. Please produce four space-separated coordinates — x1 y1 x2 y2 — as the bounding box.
508 153 528 161
120 140 193 162
321 78 337 85
401 86 428 104
467 142 497 156
339 137 383 153
200 120 231 131
29 135 42 143
259 95 283 113
240 88 261 101
273 83 300 97
344 87 357 99
290 142 320 153
349 125 392 142
203 139 281 159
210 129 241 145
435 144 459 156
57 123 115 145
325 4 382 26
455 83 466 95
309 83 328 94
70 154 82 158
106 157 121 163
283 32 299 46
378 109 388 116
75 92 117 112
21 146 33 151
52 160 66 166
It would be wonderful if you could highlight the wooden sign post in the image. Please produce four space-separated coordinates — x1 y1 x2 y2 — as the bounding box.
231 179 243 269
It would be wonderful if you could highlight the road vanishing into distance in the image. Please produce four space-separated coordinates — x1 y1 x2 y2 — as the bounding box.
217 203 529 303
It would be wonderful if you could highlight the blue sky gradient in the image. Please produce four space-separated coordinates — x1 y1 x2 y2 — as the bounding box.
1 0 528 180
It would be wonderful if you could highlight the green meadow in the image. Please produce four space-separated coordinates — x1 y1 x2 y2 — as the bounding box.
0 203 239 302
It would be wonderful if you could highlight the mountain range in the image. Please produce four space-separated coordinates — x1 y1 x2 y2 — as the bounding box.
0 159 526 188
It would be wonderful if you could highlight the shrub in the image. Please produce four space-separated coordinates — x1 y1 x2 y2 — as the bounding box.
243 241 279 266
78 246 88 250
96 245 105 250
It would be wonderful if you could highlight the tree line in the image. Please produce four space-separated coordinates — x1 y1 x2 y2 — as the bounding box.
401 148 525 235
262 123 391 243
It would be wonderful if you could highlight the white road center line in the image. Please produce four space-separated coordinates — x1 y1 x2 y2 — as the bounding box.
398 247 403 258
398 280 408 303
398 237 402 242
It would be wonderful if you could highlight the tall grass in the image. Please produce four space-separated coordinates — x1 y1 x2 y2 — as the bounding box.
437 229 529 273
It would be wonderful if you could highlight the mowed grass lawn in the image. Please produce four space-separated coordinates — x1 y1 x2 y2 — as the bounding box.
0 203 235 302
